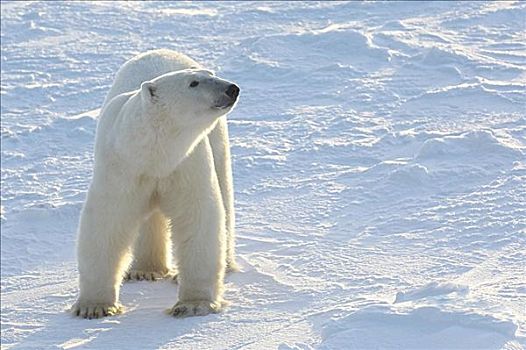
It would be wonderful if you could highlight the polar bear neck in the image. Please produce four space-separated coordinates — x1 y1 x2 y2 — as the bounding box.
109 95 218 178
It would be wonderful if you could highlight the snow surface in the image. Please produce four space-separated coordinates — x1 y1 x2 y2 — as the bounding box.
1 1 525 349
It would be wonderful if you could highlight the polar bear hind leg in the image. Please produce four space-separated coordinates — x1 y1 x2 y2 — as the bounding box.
208 117 239 272
125 210 175 281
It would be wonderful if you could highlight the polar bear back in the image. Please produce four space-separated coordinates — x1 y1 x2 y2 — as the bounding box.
103 49 201 107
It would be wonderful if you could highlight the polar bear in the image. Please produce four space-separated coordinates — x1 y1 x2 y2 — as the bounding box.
72 50 239 319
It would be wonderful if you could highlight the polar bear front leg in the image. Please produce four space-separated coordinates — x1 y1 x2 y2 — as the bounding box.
125 210 175 281
72 181 149 319
161 140 226 318
168 193 226 318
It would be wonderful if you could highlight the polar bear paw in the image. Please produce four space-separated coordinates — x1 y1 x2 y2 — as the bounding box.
124 268 174 281
167 300 223 318
226 260 240 273
71 301 123 319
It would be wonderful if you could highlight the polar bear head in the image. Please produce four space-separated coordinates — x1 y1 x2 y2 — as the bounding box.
139 69 239 129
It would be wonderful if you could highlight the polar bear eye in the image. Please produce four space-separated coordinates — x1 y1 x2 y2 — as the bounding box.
189 81 199 88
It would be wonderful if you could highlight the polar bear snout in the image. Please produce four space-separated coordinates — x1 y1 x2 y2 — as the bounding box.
225 84 240 100
214 83 240 109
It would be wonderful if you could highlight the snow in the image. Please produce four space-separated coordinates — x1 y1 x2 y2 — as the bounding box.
1 1 525 349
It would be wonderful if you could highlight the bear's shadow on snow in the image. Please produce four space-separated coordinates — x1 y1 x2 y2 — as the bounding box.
11 280 228 349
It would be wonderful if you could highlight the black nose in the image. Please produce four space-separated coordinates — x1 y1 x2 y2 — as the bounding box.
225 84 240 100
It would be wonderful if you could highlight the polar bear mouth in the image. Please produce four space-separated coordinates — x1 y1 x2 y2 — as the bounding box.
213 102 234 110
213 97 236 110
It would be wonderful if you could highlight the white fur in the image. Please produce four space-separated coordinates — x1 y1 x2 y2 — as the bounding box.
72 50 238 319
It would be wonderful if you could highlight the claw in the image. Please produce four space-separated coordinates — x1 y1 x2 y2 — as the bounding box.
168 300 223 318
71 303 123 319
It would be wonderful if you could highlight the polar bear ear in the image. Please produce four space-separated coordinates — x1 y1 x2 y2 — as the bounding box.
201 69 215 76
190 67 214 76
140 81 158 104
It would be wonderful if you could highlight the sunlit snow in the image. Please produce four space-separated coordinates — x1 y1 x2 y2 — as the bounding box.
1 1 525 349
